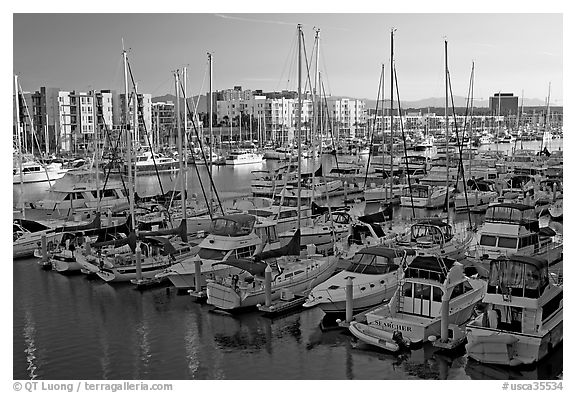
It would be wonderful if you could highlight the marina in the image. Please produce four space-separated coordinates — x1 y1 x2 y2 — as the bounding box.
12 139 563 380
12 13 564 382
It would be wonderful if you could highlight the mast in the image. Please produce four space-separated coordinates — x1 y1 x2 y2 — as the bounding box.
389 28 395 204
296 24 303 230
92 90 100 213
175 70 187 222
207 52 213 215
15 74 25 219
45 113 49 156
123 45 136 232
380 64 386 200
311 28 320 204
444 39 450 220
468 62 474 180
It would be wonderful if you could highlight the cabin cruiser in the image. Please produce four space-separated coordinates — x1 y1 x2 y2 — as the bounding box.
225 150 264 165
13 160 68 184
278 210 351 255
468 203 563 269
400 184 454 209
156 214 280 290
466 255 562 366
206 231 340 311
454 179 499 212
348 254 486 352
304 246 415 315
13 219 61 259
28 169 129 213
124 151 178 173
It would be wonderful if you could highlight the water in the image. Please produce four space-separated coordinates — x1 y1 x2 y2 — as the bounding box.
12 140 563 380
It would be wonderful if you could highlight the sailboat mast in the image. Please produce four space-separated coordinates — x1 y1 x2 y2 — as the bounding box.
92 90 101 213
389 29 395 204
296 24 303 230
175 70 187 222
15 74 25 219
469 62 474 179
444 39 450 221
208 53 214 214
123 47 136 232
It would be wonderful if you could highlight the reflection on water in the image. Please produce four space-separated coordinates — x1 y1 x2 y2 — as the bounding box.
13 253 563 380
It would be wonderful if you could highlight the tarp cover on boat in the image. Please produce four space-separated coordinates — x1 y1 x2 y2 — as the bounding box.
54 213 101 233
92 231 137 253
254 229 301 261
213 259 269 277
538 227 556 237
358 206 393 223
139 219 187 242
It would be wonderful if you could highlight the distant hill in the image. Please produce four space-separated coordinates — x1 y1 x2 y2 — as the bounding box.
152 93 548 112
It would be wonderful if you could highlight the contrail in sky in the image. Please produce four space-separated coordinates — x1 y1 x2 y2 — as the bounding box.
213 14 351 31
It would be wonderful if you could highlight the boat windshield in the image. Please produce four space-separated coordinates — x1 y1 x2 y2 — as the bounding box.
211 215 256 236
346 253 397 275
488 259 549 298
197 248 229 261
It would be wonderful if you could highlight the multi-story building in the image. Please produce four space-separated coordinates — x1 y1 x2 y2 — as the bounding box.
489 93 518 116
325 98 367 139
152 101 175 147
118 93 152 146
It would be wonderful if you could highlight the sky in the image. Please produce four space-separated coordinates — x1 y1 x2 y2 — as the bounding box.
12 11 564 104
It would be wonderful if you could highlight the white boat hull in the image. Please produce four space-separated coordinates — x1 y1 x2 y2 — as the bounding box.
466 318 563 366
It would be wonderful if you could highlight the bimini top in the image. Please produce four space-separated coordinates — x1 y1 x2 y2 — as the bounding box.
496 254 547 270
489 203 533 212
404 255 456 283
211 214 256 237
357 246 415 260
213 258 268 277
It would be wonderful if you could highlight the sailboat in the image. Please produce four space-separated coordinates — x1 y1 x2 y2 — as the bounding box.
205 25 340 311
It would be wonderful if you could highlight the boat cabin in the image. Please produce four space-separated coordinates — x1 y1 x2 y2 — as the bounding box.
398 256 476 317
404 219 454 247
346 247 410 275
477 204 549 258
479 255 562 334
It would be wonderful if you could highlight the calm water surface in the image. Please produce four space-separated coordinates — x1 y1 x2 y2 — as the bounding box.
13 140 563 380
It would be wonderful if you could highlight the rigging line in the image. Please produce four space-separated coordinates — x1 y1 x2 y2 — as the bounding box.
178 79 223 217
320 80 339 172
275 29 298 93
126 59 167 200
286 29 300 92
447 69 472 229
362 65 384 189
393 65 415 219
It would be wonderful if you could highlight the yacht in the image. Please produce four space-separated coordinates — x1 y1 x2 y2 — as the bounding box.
206 231 340 312
469 203 563 269
348 254 486 352
13 219 61 259
454 179 499 212
29 169 129 212
277 210 351 255
394 218 474 261
124 151 178 173
156 214 280 290
13 160 68 184
83 233 193 283
466 255 562 366
400 184 454 209
303 246 415 315
225 150 264 165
